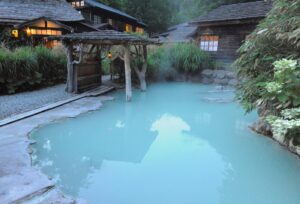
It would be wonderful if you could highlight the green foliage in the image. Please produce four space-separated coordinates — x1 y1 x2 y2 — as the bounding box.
263 59 300 108
234 0 300 113
267 108 300 145
0 46 67 94
147 43 213 80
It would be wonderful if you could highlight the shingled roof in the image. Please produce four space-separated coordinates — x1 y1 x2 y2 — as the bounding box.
192 1 272 24
84 0 147 27
0 0 84 25
49 30 159 45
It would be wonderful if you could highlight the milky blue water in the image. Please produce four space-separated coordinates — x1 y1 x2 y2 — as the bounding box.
30 83 300 204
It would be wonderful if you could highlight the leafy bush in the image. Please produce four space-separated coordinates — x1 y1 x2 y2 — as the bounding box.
147 43 213 80
234 0 300 113
267 108 300 145
0 45 67 94
263 59 300 108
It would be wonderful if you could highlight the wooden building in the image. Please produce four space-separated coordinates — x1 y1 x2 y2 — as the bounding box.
0 0 84 47
67 0 147 34
0 0 146 47
191 1 272 68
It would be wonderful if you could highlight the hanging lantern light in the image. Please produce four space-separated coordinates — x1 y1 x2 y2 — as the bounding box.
107 51 112 59
11 29 19 38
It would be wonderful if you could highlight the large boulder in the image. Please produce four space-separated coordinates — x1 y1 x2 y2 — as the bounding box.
201 69 213 78
214 70 226 79
250 118 273 136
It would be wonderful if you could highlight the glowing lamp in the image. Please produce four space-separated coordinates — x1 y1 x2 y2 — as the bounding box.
107 51 112 59
11 29 19 38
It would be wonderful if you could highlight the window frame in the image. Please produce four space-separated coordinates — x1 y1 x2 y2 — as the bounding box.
200 35 219 52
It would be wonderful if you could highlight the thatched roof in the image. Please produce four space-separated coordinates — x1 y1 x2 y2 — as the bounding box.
192 1 272 24
0 0 84 25
49 30 160 45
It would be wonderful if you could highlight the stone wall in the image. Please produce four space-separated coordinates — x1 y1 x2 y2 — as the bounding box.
200 69 238 86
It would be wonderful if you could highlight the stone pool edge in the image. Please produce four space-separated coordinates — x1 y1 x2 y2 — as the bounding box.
250 119 300 157
0 95 114 204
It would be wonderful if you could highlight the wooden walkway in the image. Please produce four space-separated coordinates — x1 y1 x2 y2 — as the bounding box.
0 85 115 127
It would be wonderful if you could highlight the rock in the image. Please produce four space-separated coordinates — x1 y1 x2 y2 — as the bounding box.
214 70 226 79
228 79 238 86
214 78 229 85
250 118 272 136
201 69 213 77
225 71 236 79
201 77 213 84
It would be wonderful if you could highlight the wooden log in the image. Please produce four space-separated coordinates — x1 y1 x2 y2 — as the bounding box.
123 45 132 102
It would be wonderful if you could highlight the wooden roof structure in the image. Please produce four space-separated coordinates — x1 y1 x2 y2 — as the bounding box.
50 30 159 45
50 31 159 101
83 0 146 28
191 1 272 25
0 0 84 25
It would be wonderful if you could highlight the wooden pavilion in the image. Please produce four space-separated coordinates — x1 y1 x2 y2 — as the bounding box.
50 30 159 101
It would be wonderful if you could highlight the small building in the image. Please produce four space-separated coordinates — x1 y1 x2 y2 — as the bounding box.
191 1 272 68
67 0 147 34
0 0 84 47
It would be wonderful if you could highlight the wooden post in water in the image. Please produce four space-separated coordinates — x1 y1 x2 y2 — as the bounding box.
66 43 74 93
123 44 132 101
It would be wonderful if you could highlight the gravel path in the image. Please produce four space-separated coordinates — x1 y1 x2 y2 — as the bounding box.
0 84 76 120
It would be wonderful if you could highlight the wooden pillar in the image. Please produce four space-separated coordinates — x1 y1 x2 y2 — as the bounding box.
124 44 132 102
140 45 147 91
66 43 74 93
97 46 102 84
133 45 148 91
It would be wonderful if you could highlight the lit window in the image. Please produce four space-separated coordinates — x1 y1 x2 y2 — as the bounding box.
136 27 144 34
200 35 219 51
125 24 133 32
71 1 84 8
25 28 62 36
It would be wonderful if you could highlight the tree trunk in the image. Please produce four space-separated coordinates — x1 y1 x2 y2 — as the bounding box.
124 45 132 101
133 45 148 92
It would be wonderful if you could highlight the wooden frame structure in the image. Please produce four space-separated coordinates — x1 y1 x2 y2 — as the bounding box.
50 30 159 101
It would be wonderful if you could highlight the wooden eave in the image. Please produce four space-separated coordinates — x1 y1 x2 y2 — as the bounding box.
14 17 74 32
49 31 160 46
191 17 263 27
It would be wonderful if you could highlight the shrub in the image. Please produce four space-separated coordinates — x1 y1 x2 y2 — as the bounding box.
0 45 67 94
234 0 300 113
169 43 212 73
147 43 213 80
267 108 300 145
